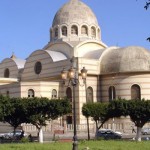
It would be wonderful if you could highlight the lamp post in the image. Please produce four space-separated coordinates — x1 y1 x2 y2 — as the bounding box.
61 57 87 150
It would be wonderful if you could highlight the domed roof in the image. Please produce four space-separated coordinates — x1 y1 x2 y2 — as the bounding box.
52 0 99 27
100 46 150 74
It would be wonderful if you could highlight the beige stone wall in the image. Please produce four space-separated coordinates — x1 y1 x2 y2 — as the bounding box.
100 73 150 101
75 41 106 57
0 58 19 78
0 82 21 97
78 58 100 75
20 81 60 98
22 50 71 81
78 75 100 124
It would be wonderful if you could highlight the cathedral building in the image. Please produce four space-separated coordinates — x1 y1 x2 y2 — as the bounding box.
0 0 150 132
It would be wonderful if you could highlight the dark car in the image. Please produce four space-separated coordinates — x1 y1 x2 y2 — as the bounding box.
96 129 122 140
3 130 28 139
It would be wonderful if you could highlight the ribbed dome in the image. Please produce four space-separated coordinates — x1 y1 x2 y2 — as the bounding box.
100 46 150 74
52 0 99 27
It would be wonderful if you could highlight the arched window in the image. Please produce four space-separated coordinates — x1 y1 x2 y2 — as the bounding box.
4 68 10 78
91 26 96 38
55 28 58 37
28 89 35 98
131 84 141 100
34 61 42 74
87 87 93 103
81 25 88 35
52 89 57 98
109 86 116 102
66 87 72 102
62 26 67 36
71 25 78 35
97 28 100 39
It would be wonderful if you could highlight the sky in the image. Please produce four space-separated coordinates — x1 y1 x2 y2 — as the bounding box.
0 0 150 61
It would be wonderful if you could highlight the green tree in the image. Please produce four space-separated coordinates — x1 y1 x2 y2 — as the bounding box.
0 96 27 134
107 98 129 118
144 0 150 41
0 95 11 122
128 99 150 141
82 102 109 138
25 97 50 143
26 97 71 143
82 103 91 140
107 99 150 142
144 0 150 10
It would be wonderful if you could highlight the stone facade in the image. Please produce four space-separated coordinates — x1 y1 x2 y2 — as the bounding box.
0 0 150 132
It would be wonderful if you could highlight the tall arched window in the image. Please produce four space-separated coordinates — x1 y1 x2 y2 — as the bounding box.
81 25 88 35
97 28 100 39
55 28 58 37
28 89 35 98
4 68 10 78
62 26 67 36
71 25 78 35
66 87 72 102
87 87 93 103
109 86 116 102
131 84 141 100
52 89 57 98
91 26 96 38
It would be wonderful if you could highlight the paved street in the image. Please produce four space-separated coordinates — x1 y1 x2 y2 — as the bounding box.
42 131 150 142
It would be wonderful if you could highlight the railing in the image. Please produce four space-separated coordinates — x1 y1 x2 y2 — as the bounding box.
22 122 150 134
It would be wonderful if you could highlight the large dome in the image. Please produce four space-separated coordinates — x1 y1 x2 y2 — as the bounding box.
52 0 99 27
100 46 150 74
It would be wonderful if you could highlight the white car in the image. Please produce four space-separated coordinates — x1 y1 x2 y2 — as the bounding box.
141 128 150 135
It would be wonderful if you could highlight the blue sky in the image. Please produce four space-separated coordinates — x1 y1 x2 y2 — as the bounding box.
0 0 150 61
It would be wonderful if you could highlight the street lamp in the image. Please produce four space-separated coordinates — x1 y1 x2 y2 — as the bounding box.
61 57 87 150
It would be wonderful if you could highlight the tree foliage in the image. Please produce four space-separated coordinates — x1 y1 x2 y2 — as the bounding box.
26 97 71 129
5 97 27 130
107 98 129 118
144 0 150 42
128 99 150 127
107 98 150 129
0 96 27 130
0 95 71 130
107 98 150 141
82 102 109 130
0 95 11 121
144 0 150 10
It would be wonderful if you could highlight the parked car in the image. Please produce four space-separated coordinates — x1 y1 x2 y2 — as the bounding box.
141 128 150 135
3 130 28 139
96 129 122 140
